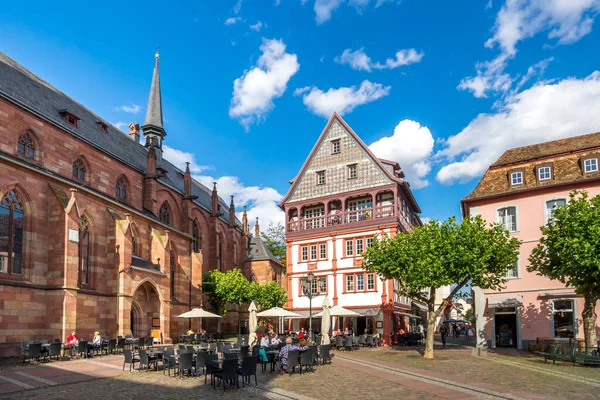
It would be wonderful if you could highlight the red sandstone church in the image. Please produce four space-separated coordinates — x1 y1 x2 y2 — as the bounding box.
0 51 282 355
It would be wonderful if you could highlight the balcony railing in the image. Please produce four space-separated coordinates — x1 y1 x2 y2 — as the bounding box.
287 204 397 233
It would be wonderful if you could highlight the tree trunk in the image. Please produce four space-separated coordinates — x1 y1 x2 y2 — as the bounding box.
582 290 598 352
423 305 437 359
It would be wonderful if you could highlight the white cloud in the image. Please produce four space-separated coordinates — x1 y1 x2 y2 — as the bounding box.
113 122 129 131
335 48 423 72
421 217 432 224
486 0 600 56
162 145 211 174
313 0 399 23
438 71 600 184
233 0 243 14
225 17 242 25
196 175 285 231
335 48 372 71
460 0 600 98
296 80 390 118
229 38 300 129
116 104 141 114
369 120 435 189
250 21 263 31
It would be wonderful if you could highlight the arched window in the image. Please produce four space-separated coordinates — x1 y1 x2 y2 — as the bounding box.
78 217 90 286
115 177 127 202
72 159 86 183
131 230 138 257
0 190 24 274
17 133 35 160
159 202 170 225
216 233 223 271
170 250 176 299
192 220 199 253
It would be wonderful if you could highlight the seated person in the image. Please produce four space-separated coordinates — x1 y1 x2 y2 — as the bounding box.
186 329 195 335
279 337 305 373
66 331 79 349
260 335 270 348
270 334 282 346
296 338 308 351
343 328 350 337
88 331 102 350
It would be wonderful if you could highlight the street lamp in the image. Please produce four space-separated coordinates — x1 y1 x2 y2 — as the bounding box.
301 271 327 340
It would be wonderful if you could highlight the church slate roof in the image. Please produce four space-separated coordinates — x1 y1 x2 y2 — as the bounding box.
0 52 239 227
246 236 283 266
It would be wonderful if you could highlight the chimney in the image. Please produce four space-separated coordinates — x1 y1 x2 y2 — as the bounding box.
129 123 140 143
254 217 260 238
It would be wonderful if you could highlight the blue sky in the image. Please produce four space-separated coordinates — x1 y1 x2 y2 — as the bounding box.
2 0 600 228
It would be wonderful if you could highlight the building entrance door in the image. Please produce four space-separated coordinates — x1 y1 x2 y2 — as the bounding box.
495 314 517 347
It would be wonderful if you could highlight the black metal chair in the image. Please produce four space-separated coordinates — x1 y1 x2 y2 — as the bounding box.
344 336 353 351
213 358 239 391
224 352 238 361
366 335 374 347
48 342 62 362
308 345 318 365
116 338 126 354
205 353 218 385
318 344 333 365
138 349 154 372
336 336 344 350
123 349 139 371
286 350 300 375
195 350 207 375
359 335 366 347
238 355 258 387
136 337 146 351
240 345 250 357
163 350 177 376
178 352 194 377
23 343 42 363
77 341 89 359
300 348 313 374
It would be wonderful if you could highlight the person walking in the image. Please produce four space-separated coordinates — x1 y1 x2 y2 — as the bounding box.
440 324 448 346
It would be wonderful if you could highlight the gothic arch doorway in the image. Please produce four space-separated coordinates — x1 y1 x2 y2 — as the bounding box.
131 281 161 337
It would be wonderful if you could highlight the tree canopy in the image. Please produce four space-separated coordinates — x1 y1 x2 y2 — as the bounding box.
260 222 287 270
528 190 600 348
249 281 288 310
363 215 520 359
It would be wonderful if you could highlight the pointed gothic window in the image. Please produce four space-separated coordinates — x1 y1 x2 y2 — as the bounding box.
217 233 223 271
131 230 138 257
192 220 200 253
170 249 176 299
79 217 90 286
115 177 127 201
159 202 170 225
72 159 86 183
0 190 24 274
17 133 35 160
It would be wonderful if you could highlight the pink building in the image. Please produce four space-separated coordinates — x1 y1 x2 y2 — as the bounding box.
462 132 600 349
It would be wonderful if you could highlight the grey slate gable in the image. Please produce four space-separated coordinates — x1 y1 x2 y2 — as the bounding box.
246 236 282 266
0 52 239 226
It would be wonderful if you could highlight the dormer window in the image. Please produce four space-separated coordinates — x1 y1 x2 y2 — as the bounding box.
538 166 552 181
96 121 108 133
331 139 341 154
59 110 80 127
584 158 598 173
510 171 523 185
157 168 168 179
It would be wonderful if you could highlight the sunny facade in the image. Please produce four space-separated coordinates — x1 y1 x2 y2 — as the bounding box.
463 132 600 349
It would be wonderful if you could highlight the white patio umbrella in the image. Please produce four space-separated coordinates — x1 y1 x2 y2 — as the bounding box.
177 308 223 334
248 300 258 347
313 305 361 317
256 307 302 334
321 297 331 345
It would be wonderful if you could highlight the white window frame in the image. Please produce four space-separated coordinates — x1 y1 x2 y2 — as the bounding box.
367 273 375 291
356 274 364 291
506 259 519 279
348 164 357 179
331 139 341 154
366 237 373 248
301 246 308 262
319 243 327 260
538 166 551 181
346 239 354 257
544 198 567 224
346 275 354 292
304 206 325 229
356 238 364 255
310 245 317 261
584 158 598 173
511 171 523 185
550 298 577 340
496 206 518 233
316 170 325 185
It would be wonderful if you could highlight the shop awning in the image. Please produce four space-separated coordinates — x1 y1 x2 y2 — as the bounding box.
394 311 421 319
539 292 578 298
487 294 522 308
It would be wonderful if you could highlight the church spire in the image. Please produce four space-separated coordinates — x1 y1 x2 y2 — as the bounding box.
242 206 249 235
142 50 166 161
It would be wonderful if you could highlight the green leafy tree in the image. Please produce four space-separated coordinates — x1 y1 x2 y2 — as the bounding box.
529 190 600 350
253 281 288 310
464 308 475 325
363 216 520 359
260 222 287 270
202 268 253 316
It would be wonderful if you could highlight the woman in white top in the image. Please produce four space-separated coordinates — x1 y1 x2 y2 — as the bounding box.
260 335 270 347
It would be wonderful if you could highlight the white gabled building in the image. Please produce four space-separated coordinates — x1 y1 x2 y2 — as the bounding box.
279 113 424 344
